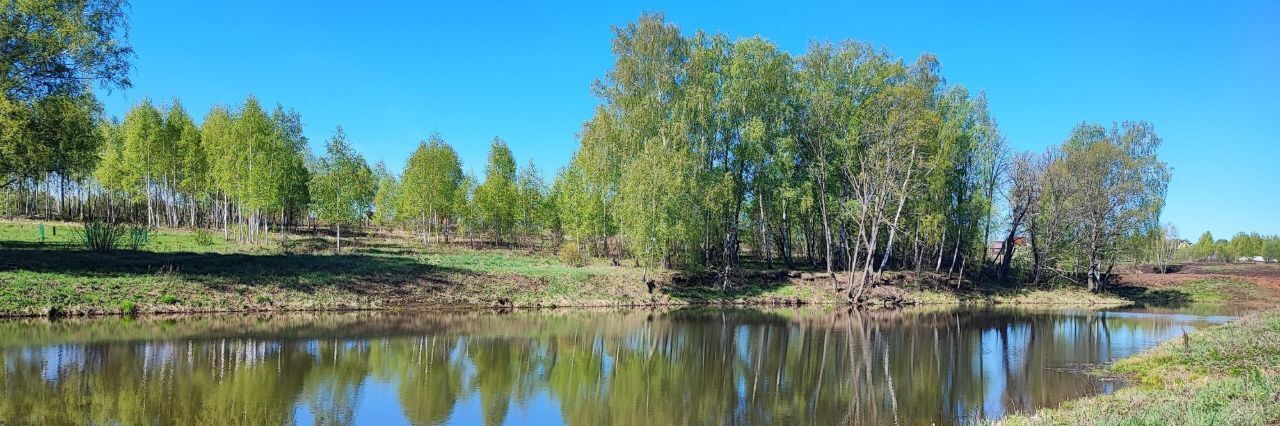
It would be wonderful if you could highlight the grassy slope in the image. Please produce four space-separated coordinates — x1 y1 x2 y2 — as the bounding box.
1 220 1142 316
996 308 1280 425
0 221 847 315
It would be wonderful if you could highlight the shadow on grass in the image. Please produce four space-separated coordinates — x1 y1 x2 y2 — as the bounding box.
1107 284 1194 308
953 281 1195 307
0 244 461 295
660 271 804 304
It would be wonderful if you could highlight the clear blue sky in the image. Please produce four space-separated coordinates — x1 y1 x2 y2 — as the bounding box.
101 1 1279 237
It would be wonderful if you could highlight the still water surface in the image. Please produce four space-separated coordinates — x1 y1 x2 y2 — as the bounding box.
0 305 1240 425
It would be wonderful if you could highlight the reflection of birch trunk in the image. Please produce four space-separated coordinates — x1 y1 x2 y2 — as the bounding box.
884 345 899 426
843 309 863 424
812 327 830 417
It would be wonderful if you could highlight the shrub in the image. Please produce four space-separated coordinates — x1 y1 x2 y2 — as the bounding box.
80 220 125 252
558 243 588 267
126 225 149 250
119 301 138 315
159 295 179 304
193 229 214 246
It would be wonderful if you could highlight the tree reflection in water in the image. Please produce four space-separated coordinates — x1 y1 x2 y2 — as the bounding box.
0 306 1232 425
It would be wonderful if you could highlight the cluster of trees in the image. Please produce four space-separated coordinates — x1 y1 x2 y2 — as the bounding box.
547 14 1169 294
5 95 361 248
0 0 555 251
551 14 1006 296
998 122 1170 289
1 0 131 209
2 95 559 251
3 7 1177 292
1188 231 1280 263
371 136 554 248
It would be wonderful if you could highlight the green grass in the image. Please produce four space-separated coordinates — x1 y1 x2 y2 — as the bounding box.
0 220 239 253
995 309 1280 425
873 284 1132 307
0 221 851 315
1167 278 1262 304
1117 277 1267 307
3 220 1255 316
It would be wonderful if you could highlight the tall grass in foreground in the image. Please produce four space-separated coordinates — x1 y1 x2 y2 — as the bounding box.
995 310 1280 425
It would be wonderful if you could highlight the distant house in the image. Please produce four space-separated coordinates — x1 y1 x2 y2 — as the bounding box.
987 237 1028 259
1175 239 1192 250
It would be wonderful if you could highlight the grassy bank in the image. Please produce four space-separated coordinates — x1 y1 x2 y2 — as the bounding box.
0 221 852 316
996 308 1280 425
0 220 1175 316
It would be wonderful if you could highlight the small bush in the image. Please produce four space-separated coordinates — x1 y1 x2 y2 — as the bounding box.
558 243 588 267
119 301 138 315
126 225 150 250
159 295 179 304
80 220 125 252
193 229 214 246
255 295 271 304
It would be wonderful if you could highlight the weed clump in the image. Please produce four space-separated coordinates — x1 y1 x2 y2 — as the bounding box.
79 220 125 252
558 243 587 267
193 229 214 246
126 225 149 250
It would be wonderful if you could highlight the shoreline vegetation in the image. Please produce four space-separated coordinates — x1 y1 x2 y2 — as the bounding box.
2 220 1272 318
996 308 1280 425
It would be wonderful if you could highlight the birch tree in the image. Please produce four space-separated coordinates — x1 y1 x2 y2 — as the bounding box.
309 127 375 254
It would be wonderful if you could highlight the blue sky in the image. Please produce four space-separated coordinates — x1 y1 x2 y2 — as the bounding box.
101 1 1279 237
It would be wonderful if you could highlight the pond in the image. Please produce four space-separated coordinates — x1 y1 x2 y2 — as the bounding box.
0 305 1240 425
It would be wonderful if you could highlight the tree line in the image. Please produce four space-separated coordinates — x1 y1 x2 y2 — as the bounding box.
547 14 1170 294
1187 231 1280 263
2 6 1175 293
1 95 562 253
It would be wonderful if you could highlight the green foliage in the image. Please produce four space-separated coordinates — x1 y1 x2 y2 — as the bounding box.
1016 122 1171 289
552 13 1007 282
474 138 519 244
192 228 214 246
558 242 587 267
397 134 463 242
515 160 550 240
126 225 149 251
80 220 125 252
0 0 131 183
371 161 400 226
1182 231 1280 264
309 127 375 226
12 94 103 181
118 301 137 316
